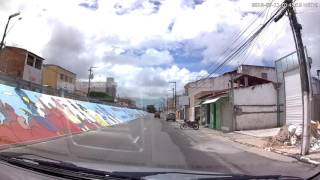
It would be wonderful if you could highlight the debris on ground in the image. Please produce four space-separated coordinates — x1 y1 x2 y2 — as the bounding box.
310 121 320 151
266 125 290 147
266 121 320 152
266 124 303 147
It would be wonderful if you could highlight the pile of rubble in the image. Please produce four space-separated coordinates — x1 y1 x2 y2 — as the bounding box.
266 125 300 147
310 121 320 151
266 121 320 151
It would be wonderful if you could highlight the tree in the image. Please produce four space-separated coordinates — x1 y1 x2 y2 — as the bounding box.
146 105 156 113
88 91 114 102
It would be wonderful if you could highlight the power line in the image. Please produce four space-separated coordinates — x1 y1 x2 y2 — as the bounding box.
202 6 270 77
205 5 285 77
202 0 277 78
189 1 277 89
187 5 285 90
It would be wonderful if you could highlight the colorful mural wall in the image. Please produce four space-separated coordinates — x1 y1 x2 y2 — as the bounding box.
0 84 146 145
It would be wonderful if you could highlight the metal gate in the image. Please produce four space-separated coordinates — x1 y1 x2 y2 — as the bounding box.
284 68 303 125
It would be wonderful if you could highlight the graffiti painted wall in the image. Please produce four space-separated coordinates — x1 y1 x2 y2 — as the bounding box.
0 84 146 145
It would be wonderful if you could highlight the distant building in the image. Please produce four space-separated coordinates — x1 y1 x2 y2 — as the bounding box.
0 46 44 85
106 77 117 98
75 77 117 97
42 64 76 93
76 81 106 94
184 64 276 123
118 98 136 107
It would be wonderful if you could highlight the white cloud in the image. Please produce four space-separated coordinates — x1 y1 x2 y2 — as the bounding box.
0 0 319 100
89 64 208 99
100 48 174 66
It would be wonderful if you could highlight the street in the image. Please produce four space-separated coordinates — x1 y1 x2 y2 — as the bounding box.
2 115 320 178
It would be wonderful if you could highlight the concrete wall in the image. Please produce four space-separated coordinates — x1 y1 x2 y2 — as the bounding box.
234 83 277 105
238 65 276 82
233 83 278 130
23 64 42 85
236 113 277 130
0 83 146 146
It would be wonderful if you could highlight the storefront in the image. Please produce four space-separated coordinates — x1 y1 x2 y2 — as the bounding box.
202 96 227 130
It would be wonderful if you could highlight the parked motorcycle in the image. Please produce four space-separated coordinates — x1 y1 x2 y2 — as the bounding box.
180 120 199 130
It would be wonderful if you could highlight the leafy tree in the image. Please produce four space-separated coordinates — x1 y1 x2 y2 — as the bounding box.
89 91 114 102
146 105 156 113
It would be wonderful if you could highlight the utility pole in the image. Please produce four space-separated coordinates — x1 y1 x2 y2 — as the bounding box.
87 66 96 97
230 74 236 131
169 81 176 111
275 0 311 155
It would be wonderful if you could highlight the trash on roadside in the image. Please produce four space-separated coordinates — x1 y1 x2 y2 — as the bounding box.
310 121 320 151
266 121 320 151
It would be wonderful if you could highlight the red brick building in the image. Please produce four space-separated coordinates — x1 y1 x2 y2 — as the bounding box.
0 46 44 85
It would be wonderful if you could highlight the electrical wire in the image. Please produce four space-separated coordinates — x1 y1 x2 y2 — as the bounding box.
206 5 285 77
188 0 278 89
187 4 286 89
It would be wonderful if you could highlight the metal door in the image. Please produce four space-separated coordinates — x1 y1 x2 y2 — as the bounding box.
284 68 303 125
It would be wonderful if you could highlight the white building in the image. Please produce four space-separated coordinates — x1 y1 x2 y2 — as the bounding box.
184 64 276 122
106 77 117 98
76 81 106 94
76 77 117 97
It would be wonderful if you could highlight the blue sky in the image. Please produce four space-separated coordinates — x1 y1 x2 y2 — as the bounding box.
0 0 319 101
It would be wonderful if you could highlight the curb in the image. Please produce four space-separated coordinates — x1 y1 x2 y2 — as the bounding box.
228 137 320 166
170 122 320 166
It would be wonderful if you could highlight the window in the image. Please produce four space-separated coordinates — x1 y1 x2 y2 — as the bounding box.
26 55 34 66
60 74 64 80
261 73 268 79
35 59 42 69
64 75 68 82
69 77 73 83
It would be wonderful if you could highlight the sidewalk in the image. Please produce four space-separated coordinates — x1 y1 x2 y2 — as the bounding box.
198 126 320 165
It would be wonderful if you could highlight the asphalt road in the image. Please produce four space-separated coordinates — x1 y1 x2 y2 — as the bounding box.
3 115 320 178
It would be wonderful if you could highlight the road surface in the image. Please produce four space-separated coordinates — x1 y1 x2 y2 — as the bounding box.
2 115 320 178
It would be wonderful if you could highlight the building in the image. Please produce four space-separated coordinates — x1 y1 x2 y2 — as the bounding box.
0 46 44 85
312 77 320 123
76 77 117 98
42 64 76 93
118 98 136 107
184 64 276 123
106 77 117 98
76 81 106 94
177 95 189 120
166 97 175 112
312 77 320 95
199 75 277 131
275 51 320 127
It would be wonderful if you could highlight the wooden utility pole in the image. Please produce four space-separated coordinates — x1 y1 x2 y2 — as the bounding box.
169 81 177 111
87 66 96 97
275 0 311 155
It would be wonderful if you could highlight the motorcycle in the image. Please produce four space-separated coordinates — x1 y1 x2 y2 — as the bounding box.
180 120 199 130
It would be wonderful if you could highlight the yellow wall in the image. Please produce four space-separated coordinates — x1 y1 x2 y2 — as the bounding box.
42 66 58 88
42 65 76 89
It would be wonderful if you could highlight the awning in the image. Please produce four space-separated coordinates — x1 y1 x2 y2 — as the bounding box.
201 97 225 105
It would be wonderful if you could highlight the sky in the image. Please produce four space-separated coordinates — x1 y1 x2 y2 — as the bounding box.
0 0 319 106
